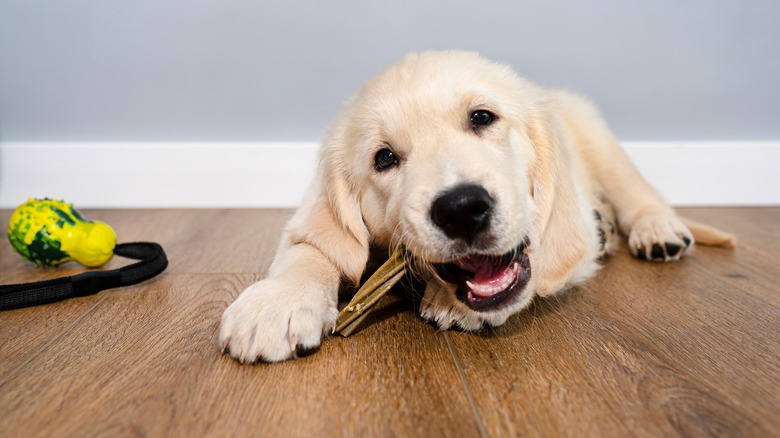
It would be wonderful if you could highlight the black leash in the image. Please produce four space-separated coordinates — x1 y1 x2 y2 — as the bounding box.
0 242 167 311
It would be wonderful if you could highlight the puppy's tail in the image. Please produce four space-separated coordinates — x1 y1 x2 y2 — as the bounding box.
682 218 736 249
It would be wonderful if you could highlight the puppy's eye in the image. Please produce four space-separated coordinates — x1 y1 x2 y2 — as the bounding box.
470 110 496 129
374 148 399 171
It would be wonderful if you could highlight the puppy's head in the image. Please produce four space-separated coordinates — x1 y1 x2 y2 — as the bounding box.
320 51 591 330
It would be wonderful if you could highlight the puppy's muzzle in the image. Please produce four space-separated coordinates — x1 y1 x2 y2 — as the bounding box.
430 184 494 244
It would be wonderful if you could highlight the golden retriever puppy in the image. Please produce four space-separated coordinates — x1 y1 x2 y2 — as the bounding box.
219 51 733 363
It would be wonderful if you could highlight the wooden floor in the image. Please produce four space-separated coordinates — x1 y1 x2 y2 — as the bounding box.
0 208 778 437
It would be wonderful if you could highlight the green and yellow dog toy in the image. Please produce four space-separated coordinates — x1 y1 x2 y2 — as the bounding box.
7 198 117 267
2 198 167 311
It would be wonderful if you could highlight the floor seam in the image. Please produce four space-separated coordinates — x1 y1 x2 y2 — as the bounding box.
444 331 489 438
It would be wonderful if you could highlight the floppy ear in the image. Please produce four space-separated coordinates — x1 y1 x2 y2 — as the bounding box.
526 106 596 296
284 133 371 286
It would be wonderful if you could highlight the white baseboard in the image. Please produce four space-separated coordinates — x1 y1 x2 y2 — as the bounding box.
1 141 778 208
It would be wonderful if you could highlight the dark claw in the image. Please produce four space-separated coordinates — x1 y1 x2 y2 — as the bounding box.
682 236 692 247
665 243 681 257
598 229 606 248
636 248 647 260
295 344 319 358
651 244 665 260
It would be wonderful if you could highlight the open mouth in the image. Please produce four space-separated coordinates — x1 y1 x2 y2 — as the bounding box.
433 241 531 311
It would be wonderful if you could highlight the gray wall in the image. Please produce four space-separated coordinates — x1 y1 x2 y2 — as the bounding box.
1 0 778 142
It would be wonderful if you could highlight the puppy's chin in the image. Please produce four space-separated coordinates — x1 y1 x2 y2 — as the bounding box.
418 245 536 331
419 277 536 331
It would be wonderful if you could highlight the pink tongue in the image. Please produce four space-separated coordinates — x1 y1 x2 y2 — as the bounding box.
458 257 519 298
474 262 505 284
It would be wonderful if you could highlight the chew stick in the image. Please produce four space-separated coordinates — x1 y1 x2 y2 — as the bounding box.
335 248 406 336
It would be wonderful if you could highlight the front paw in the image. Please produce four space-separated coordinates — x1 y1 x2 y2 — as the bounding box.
628 212 693 262
218 278 338 363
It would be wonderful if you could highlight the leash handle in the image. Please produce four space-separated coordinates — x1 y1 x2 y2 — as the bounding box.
0 242 167 311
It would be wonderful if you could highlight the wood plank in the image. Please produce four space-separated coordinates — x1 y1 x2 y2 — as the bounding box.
0 274 481 437
0 297 107 379
678 207 780 255
106 209 293 274
0 208 291 376
668 207 780 306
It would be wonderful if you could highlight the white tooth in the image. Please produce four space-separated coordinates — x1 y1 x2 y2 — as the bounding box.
466 280 477 290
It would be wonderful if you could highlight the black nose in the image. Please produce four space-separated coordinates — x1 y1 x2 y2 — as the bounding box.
430 184 494 243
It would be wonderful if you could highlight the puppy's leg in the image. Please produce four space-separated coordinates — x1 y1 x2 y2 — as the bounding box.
590 145 692 261
219 241 342 363
219 176 369 363
589 146 694 261
592 198 619 261
556 91 693 262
